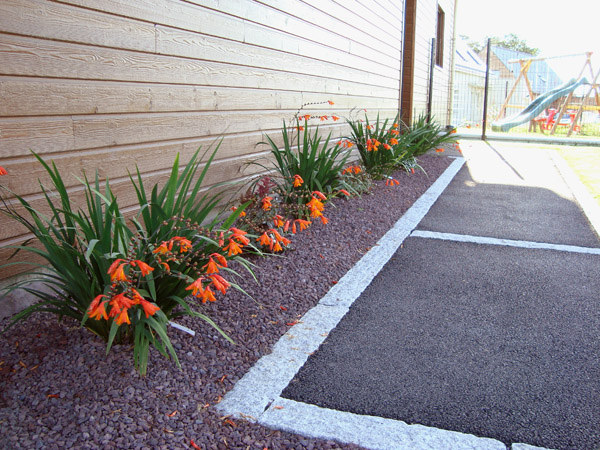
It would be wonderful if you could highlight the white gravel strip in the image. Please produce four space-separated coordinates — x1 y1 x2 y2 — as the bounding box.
410 230 600 255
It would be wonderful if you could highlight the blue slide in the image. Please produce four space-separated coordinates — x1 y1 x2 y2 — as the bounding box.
492 77 589 132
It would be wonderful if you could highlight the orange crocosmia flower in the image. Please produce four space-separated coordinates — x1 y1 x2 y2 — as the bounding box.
230 206 246 217
172 236 192 253
113 292 135 310
273 240 283 252
389 138 399 145
328 100 334 105
211 253 227 268
131 260 154 277
203 257 220 274
307 197 324 214
332 115 340 121
280 236 291 247
273 215 284 228
258 232 273 248
261 196 272 211
385 178 400 186
340 189 351 197
186 277 205 297
320 216 329 225
293 174 304 187
353 166 362 174
295 219 311 232
110 263 129 282
202 286 216 303
223 239 243 256
139 299 160 318
390 129 400 136
210 274 230 294
107 258 125 276
302 114 311 121
411 167 416 174
269 228 284 242
312 190 327 201
153 241 171 255
296 126 304 131
88 294 109 320
0 166 7 176
115 308 131 326
291 222 297 234
393 123 399 128
436 148 444 153
218 232 225 247
229 227 250 245
366 125 374 130
320 115 328 121
383 144 391 150
283 220 290 232
310 208 323 219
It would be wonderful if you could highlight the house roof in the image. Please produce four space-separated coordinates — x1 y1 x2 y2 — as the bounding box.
491 46 563 93
455 40 487 75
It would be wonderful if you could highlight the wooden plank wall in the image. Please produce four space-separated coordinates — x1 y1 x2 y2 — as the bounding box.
411 0 455 124
0 0 407 279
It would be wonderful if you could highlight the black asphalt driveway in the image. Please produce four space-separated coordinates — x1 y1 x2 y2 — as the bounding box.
282 144 600 450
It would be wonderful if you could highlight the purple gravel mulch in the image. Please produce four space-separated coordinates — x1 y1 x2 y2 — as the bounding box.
0 153 452 450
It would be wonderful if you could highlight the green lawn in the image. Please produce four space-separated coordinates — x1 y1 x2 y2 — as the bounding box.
557 146 600 207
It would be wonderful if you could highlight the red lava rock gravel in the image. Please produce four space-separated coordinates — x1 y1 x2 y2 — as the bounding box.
0 154 452 450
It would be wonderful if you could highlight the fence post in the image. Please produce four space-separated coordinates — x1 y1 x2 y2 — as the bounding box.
427 38 436 122
482 38 492 140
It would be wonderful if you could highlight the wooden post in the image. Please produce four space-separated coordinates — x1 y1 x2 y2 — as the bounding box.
496 60 532 120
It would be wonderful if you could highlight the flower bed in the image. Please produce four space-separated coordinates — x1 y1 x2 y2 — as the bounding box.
0 153 451 449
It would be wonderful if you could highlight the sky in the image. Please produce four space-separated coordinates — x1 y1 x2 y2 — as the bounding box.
455 0 600 80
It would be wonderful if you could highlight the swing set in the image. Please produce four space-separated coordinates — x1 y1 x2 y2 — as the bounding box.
496 51 600 136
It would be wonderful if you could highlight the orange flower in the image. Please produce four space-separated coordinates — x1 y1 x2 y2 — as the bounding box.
211 252 227 267
218 232 225 247
88 294 109 321
295 219 311 232
340 189 351 197
307 197 324 217
230 206 246 217
284 220 291 232
385 178 400 186
139 299 160 319
320 216 329 225
0 166 7 176
411 167 415 174
109 262 129 282
296 126 304 131
366 125 374 130
258 232 273 249
320 115 328 121
172 236 192 253
353 166 362 174
210 274 230 294
273 215 284 228
302 114 311 121
131 260 154 276
389 138 399 145
312 191 327 201
229 227 250 245
186 277 205 297
383 144 391 150
293 174 303 187
107 258 125 276
203 257 220 274
273 241 283 252
390 129 400 136
328 100 334 105
332 115 339 121
223 239 243 256
202 287 216 303
436 148 444 153
153 241 172 255
262 196 272 211
393 123 399 128
115 308 131 326
112 292 135 310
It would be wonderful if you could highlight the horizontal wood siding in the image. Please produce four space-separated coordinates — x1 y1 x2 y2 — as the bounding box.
0 0 406 279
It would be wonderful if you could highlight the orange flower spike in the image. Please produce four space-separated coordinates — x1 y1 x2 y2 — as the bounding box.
320 216 329 225
280 236 291 247
202 287 217 304
131 260 154 277
331 115 340 121
130 289 145 305
302 114 311 121
390 129 400 136
0 166 7 176
261 196 273 211
328 100 334 105
153 242 171 255
340 189 351 197
107 258 126 277
211 253 228 268
139 299 160 319
320 115 328 121
312 191 327 201
389 138 399 145
273 241 283 252
295 219 311 232
186 277 205 297
223 239 243 256
293 174 304 187
88 294 109 320
353 166 362 174
383 144 391 150
210 274 230 295
115 308 131 326
269 228 284 242
112 292 135 310
172 236 192 253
